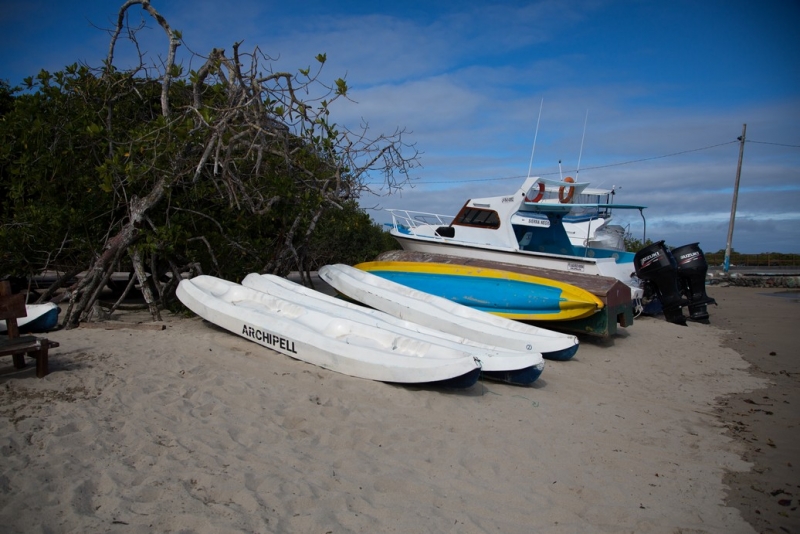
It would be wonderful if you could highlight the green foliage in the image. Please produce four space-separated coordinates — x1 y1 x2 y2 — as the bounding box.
0 65 314 281
306 201 400 269
0 3 416 322
0 80 14 116
624 236 656 253
704 250 800 268
0 69 114 276
334 78 348 96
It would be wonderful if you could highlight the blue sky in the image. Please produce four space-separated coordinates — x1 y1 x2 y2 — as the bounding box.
2 0 799 253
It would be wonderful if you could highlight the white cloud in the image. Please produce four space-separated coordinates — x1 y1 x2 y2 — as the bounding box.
3 0 798 252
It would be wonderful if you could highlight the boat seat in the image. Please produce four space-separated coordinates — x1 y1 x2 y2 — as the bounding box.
0 281 59 378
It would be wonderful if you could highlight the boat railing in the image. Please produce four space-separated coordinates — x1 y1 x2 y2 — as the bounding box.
386 209 454 235
576 213 604 252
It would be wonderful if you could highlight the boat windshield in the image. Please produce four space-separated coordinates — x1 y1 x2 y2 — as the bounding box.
454 207 501 229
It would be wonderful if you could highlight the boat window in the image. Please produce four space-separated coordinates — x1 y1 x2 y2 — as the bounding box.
453 207 501 229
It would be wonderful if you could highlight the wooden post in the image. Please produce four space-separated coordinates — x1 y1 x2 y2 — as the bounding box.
1 281 26 369
724 124 746 273
0 281 25 339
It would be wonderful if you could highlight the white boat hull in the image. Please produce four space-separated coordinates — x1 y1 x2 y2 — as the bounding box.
386 176 645 300
241 273 545 380
0 303 60 333
177 276 481 386
318 264 579 360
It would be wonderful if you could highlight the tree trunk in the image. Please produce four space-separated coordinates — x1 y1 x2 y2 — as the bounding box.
131 247 162 322
62 178 167 328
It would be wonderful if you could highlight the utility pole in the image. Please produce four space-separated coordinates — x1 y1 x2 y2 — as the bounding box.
724 123 747 273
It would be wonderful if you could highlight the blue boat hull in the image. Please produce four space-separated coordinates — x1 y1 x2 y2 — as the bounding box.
381 271 566 315
538 344 578 361
24 307 60 332
482 364 545 385
433 368 482 388
0 304 60 333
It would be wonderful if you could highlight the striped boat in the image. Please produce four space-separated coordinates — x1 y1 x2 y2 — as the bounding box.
355 261 604 321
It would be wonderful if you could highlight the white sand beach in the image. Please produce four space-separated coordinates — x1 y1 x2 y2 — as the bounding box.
0 283 791 533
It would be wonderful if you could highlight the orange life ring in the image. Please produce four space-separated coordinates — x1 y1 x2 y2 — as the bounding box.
559 177 575 203
525 182 545 203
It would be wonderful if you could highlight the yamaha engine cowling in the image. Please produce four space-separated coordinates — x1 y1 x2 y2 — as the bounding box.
634 241 686 325
672 242 716 323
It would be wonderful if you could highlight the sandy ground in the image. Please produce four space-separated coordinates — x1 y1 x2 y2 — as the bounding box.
0 281 795 533
710 286 799 534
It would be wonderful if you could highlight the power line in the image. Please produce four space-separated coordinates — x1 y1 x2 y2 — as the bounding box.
579 140 740 171
747 140 800 148
416 139 741 185
372 137 799 186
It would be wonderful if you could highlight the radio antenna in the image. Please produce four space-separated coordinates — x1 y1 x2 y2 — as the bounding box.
526 98 544 178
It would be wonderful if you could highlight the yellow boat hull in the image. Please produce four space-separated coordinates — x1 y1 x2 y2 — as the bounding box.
355 261 604 321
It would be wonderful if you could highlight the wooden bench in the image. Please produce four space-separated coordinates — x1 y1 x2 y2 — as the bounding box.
0 281 59 378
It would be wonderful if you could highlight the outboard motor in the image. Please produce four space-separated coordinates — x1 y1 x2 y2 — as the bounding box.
672 242 716 323
634 240 686 325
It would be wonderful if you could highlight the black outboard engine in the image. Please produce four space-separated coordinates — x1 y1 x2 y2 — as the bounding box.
634 240 687 325
672 242 717 323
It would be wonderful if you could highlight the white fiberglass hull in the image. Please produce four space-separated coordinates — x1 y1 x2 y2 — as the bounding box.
318 264 579 360
241 273 545 381
176 276 481 386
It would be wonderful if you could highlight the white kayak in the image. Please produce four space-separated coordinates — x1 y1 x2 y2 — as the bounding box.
176 276 482 387
318 264 579 361
242 273 545 385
